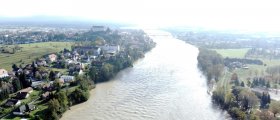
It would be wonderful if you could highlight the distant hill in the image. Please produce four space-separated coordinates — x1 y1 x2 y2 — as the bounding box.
0 16 132 28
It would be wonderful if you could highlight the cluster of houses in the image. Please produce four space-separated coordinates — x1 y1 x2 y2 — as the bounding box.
0 26 157 119
0 26 86 45
3 87 34 116
0 42 123 116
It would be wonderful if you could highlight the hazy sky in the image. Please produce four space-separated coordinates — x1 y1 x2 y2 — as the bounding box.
1 0 280 31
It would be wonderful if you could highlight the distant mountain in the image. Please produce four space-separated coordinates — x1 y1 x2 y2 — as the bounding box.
0 16 132 28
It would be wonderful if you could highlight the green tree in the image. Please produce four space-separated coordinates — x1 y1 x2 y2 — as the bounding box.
88 67 97 81
55 91 68 113
68 88 89 105
241 81 245 87
229 107 246 120
100 63 114 81
46 99 60 120
12 78 22 91
49 71 56 81
266 81 271 89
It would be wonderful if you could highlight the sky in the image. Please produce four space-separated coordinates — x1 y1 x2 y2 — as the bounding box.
1 0 280 32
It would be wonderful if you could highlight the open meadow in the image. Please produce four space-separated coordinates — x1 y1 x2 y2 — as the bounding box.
0 42 72 71
214 48 280 89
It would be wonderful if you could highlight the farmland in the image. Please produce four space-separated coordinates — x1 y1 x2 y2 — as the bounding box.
0 42 73 71
213 48 249 58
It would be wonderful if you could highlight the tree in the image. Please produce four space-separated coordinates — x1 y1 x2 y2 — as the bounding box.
68 88 89 105
238 88 258 110
229 107 246 120
53 79 62 91
261 92 271 109
19 72 31 88
12 78 22 91
88 67 97 81
12 64 18 71
266 81 271 89
49 71 56 81
55 91 68 113
46 99 60 120
270 101 280 117
241 81 245 87
100 63 114 82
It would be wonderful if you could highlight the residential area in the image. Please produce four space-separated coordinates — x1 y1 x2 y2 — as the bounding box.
0 25 155 119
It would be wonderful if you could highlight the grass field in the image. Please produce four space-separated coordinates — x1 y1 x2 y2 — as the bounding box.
214 48 249 58
0 42 73 71
215 48 280 88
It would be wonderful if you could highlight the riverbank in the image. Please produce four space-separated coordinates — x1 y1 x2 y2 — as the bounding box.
61 30 226 120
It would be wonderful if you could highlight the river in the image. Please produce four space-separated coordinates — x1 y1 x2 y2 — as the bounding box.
61 30 227 120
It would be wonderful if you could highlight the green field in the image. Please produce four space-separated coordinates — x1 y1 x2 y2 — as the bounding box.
0 42 73 71
214 48 249 58
214 48 280 88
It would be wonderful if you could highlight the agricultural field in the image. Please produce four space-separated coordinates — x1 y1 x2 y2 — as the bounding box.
215 48 280 89
0 42 73 71
213 48 249 58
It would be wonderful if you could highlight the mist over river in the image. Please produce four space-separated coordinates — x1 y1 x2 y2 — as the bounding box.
61 30 227 120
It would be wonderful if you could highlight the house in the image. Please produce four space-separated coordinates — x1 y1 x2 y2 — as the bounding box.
47 54 57 62
19 87 33 94
73 46 101 56
31 81 44 89
60 75 75 83
4 99 21 107
99 45 120 55
42 84 55 92
14 87 33 99
36 59 47 66
41 91 50 100
0 69 9 78
15 92 29 99
13 104 35 116
91 25 107 32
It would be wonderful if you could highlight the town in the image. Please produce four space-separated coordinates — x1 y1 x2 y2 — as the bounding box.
0 25 156 120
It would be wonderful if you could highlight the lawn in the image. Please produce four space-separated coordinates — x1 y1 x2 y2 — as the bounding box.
213 48 249 58
0 42 73 71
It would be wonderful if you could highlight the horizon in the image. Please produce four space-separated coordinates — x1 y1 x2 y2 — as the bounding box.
1 0 280 33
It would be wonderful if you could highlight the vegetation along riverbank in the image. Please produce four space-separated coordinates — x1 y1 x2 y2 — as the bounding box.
0 26 155 120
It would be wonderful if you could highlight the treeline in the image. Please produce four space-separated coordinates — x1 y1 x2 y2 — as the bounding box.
89 44 154 83
266 65 280 75
224 58 263 66
197 48 224 81
36 75 92 120
212 86 259 119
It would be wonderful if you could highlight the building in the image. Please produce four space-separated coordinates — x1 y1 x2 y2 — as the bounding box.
4 99 21 107
15 87 33 99
41 91 50 100
91 26 107 32
0 69 9 78
15 92 30 99
19 87 33 94
99 45 120 55
73 46 101 56
13 104 35 116
47 54 57 62
60 75 75 83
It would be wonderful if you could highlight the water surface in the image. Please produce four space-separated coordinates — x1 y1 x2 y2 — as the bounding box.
61 30 226 120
